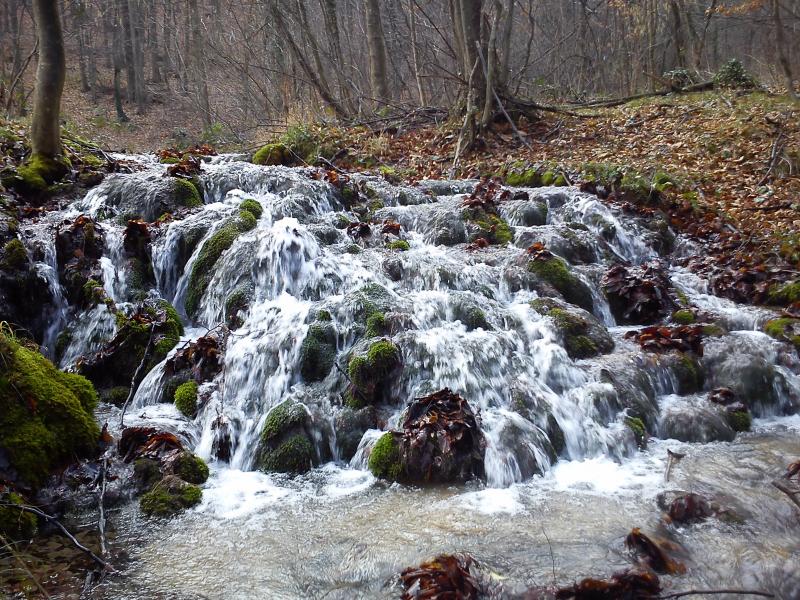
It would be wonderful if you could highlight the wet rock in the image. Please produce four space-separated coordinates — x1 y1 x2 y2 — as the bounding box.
211 414 233 462
299 319 337 382
527 247 594 312
164 330 224 384
656 491 714 523
55 215 106 306
369 389 486 484
0 237 55 341
451 293 491 331
79 299 183 392
335 406 376 461
659 351 704 394
703 335 799 416
598 357 660 429
496 413 555 478
659 402 735 443
602 261 676 325
123 219 154 294
346 339 402 408
139 475 202 517
531 297 613 359
504 195 548 226
256 400 316 474
95 174 203 222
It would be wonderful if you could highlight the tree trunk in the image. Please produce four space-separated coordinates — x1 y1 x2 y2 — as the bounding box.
773 0 797 100
365 0 390 104
30 0 65 160
189 0 212 126
407 0 426 105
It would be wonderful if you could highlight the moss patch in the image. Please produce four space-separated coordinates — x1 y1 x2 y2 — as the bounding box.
463 208 513 245
173 381 198 417
299 322 336 382
346 340 401 408
0 492 38 539
140 476 202 517
387 239 410 251
672 309 695 325
764 318 800 351
6 153 69 199
173 452 209 484
0 333 100 489
768 281 800 306
173 178 202 208
1 238 27 270
528 257 593 312
252 143 292 166
260 435 314 473
625 416 647 449
368 432 402 481
185 222 240 317
726 410 751 433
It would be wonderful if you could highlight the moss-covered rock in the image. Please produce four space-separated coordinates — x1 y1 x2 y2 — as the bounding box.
172 451 209 484
105 386 131 406
3 153 69 201
224 283 253 329
528 257 594 312
532 298 613 359
764 318 800 351
1 238 27 270
673 352 704 394
672 309 695 325
0 491 38 539
505 167 542 187
767 281 800 306
365 312 386 337
346 340 402 408
257 400 315 474
237 208 257 232
185 222 240 317
133 458 162 493
726 410 752 433
252 143 293 166
463 208 513 245
387 239 410 251
368 432 402 480
172 177 202 208
299 321 336 382
625 416 647 449
139 475 202 517
240 198 263 219
0 332 100 489
174 381 198 417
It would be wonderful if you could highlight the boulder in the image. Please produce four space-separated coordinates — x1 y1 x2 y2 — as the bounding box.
531 297 613 359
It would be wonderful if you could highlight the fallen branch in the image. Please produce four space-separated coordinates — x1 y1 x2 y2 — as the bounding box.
664 449 685 483
757 127 786 187
119 321 156 427
0 532 51 598
772 478 800 511
97 456 110 558
566 81 715 109
0 503 113 572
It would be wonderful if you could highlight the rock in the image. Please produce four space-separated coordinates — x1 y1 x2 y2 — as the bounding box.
656 491 713 523
166 451 210 484
602 261 675 325
0 237 55 342
139 475 202 517
369 388 486 484
451 293 491 331
527 250 594 312
92 174 203 222
79 298 183 392
659 402 735 443
256 400 316 474
335 406 376 461
299 320 336 382
164 331 224 384
346 339 402 408
55 215 105 306
0 332 100 490
531 297 613 359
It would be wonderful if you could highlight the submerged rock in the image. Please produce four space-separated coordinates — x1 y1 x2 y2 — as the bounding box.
139 475 202 517
369 389 486 484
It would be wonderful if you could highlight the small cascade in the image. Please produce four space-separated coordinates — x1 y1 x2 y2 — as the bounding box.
16 155 800 499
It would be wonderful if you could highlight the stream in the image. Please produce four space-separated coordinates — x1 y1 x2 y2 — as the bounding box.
14 156 800 598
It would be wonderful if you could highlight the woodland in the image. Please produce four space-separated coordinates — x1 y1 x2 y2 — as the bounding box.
0 1 799 599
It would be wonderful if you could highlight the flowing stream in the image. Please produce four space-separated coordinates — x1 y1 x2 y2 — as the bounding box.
16 156 800 598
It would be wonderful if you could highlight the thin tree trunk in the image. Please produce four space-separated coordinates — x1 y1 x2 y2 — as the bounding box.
407 0 426 105
365 0 390 104
773 0 797 99
30 0 66 160
188 0 212 126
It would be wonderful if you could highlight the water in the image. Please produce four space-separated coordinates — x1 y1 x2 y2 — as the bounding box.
14 157 800 598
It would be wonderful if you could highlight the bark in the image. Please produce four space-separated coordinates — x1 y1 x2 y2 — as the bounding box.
365 0 390 103
189 0 212 126
407 0 426 104
30 0 66 159
773 0 797 100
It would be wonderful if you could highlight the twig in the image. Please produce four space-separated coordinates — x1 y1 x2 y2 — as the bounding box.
0 532 51 598
97 456 109 558
119 321 156 427
657 590 774 598
757 128 786 187
664 449 685 483
0 503 113 572
540 524 556 585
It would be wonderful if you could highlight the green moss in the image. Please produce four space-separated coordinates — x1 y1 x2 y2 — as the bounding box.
1 239 27 270
225 286 252 327
674 352 704 393
346 244 361 254
82 278 103 305
185 222 240 316
237 208 257 232
160 156 180 164
173 381 198 417
261 400 307 443
9 153 70 197
240 199 263 219
300 323 336 382
464 208 513 245
505 167 541 187
151 300 183 364
528 258 593 312
366 340 400 375
541 171 556 186
173 452 209 484
460 306 489 331
106 386 130 405
140 478 202 517
368 432 402 480
0 492 38 539
768 281 800 305
672 309 695 325
316 309 332 322
553 174 567 186
261 435 314 474
625 416 646 448
133 458 162 491
366 312 386 337
0 333 100 489
764 318 800 350
387 239 410 251
252 143 292 166
173 177 202 208
702 324 726 337
727 410 751 433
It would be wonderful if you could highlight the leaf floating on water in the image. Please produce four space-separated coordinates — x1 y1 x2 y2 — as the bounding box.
624 325 704 356
400 553 480 600
624 528 686 575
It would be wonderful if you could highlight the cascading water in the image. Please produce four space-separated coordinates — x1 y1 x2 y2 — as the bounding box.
20 156 800 598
